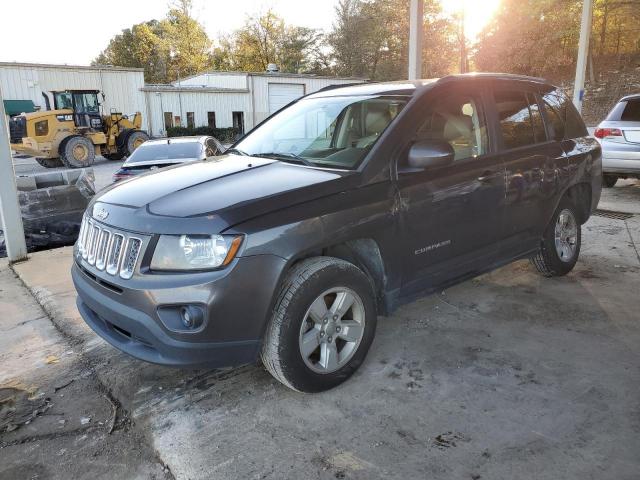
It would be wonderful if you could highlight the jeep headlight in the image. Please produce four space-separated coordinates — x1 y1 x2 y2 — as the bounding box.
151 234 242 271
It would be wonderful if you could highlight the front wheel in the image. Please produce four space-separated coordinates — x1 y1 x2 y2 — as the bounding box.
261 257 377 392
530 198 581 277
61 136 96 168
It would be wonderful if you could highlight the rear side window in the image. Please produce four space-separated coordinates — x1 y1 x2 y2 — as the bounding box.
542 90 588 139
621 99 640 121
494 91 546 150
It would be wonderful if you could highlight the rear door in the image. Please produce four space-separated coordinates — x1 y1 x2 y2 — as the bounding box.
490 85 567 257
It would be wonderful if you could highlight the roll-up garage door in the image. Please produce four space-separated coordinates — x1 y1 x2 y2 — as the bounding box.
268 83 305 114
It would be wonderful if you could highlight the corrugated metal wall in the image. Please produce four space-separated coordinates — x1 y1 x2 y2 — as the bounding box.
0 63 148 130
177 73 248 89
144 89 252 137
1 63 364 139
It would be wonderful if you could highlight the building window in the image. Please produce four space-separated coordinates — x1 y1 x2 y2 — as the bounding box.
187 112 195 129
207 111 216 129
164 112 173 130
232 111 244 135
174 115 181 127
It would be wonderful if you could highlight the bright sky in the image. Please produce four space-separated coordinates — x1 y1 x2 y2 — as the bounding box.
0 0 340 65
0 0 501 66
440 0 502 40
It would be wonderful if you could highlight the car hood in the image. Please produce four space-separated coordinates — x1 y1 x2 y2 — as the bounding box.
93 154 352 234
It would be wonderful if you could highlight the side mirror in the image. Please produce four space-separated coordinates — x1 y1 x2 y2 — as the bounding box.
408 140 455 170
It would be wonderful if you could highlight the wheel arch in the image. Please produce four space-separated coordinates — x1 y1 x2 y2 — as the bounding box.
562 182 592 224
280 238 390 316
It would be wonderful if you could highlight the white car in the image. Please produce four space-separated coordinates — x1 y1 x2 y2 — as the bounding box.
113 136 225 182
595 94 640 187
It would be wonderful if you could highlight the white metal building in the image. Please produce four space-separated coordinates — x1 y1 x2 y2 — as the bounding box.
143 71 364 137
0 62 148 129
1 62 364 138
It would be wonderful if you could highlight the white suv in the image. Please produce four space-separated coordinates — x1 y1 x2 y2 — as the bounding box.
595 94 640 187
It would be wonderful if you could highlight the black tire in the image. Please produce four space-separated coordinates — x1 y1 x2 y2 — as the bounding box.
603 174 618 188
35 157 63 168
261 257 377 393
530 197 581 277
61 136 96 168
125 131 149 156
104 151 125 161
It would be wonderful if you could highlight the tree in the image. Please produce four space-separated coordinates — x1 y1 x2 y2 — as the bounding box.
213 10 326 73
93 20 170 83
328 0 457 81
473 0 640 79
93 0 211 83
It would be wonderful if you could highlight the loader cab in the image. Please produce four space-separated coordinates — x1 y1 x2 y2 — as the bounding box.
52 90 104 131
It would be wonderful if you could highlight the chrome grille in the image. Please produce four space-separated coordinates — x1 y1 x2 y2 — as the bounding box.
77 216 145 280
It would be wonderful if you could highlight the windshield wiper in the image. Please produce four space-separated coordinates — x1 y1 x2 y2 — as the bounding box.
253 152 315 167
226 147 250 156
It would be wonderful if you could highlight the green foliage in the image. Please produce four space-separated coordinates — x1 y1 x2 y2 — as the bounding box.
328 0 457 81
212 10 328 74
166 126 239 143
473 0 640 79
93 0 210 83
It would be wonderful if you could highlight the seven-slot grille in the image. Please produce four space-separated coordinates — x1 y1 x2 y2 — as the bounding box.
77 216 144 280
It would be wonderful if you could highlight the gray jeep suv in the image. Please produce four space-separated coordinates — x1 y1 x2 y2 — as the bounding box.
72 74 601 392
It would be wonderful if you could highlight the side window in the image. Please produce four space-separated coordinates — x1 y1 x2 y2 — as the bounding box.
541 93 566 141
543 89 587 139
416 93 488 161
205 138 221 156
621 99 640 121
495 90 548 149
527 93 547 143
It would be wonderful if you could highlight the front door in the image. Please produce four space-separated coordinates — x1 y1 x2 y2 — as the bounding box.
397 86 506 295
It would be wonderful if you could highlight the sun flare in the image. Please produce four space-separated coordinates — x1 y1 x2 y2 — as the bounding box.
441 0 502 41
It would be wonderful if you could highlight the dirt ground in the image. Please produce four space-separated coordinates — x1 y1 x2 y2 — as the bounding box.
1 181 640 480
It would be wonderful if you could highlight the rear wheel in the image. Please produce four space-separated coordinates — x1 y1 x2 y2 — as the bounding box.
603 174 618 188
261 257 377 392
35 157 63 168
530 198 581 277
125 131 149 157
61 136 96 168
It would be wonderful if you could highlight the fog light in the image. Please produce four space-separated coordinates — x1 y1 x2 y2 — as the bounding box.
180 305 203 329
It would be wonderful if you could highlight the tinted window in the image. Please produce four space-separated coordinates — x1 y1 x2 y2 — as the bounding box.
528 93 547 143
495 91 541 149
541 95 566 141
126 142 203 163
621 99 640 121
416 93 488 161
543 90 587 139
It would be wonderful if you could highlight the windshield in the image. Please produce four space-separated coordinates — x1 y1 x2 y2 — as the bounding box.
234 95 406 169
125 141 203 164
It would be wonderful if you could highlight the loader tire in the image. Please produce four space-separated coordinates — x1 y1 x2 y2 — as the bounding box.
35 157 64 168
125 131 149 157
61 136 96 168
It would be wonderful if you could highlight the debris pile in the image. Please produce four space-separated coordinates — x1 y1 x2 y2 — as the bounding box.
0 169 95 257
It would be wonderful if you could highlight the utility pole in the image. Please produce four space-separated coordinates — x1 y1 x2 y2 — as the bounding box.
0 86 28 263
408 0 424 80
573 0 594 113
459 6 468 74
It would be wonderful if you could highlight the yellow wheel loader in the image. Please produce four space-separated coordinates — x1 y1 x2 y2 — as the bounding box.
9 90 149 168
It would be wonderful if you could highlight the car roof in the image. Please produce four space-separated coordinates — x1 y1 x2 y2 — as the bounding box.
620 93 640 102
141 136 210 146
307 73 553 99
